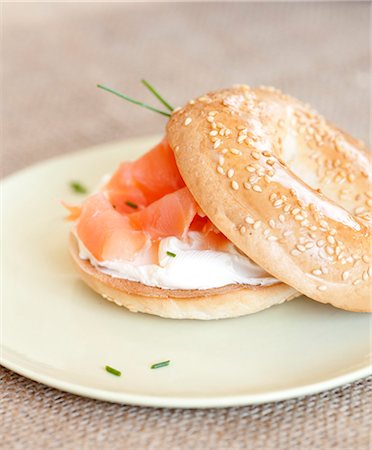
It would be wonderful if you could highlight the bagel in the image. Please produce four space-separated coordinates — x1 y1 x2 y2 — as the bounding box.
69 233 298 320
167 85 371 312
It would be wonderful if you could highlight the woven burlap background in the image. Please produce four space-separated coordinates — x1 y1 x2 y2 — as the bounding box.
2 2 371 449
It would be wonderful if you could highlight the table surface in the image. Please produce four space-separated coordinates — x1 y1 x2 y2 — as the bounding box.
2 3 371 449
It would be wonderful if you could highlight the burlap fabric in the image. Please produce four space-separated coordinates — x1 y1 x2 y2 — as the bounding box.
2 2 371 449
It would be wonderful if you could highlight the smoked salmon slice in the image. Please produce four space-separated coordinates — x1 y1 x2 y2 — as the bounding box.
129 187 197 239
105 139 184 210
77 193 149 261
69 138 227 262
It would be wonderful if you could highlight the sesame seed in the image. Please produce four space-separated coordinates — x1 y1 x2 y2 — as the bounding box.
253 185 263 193
273 199 283 207
296 244 306 252
184 117 192 126
347 173 356 182
368 267 372 277
284 205 291 213
295 214 304 221
329 229 337 236
231 180 239 190
207 116 215 123
291 208 300 215
262 151 272 157
230 148 241 155
283 230 292 237
270 193 277 202
253 220 262 230
279 214 285 223
263 229 270 237
318 285 327 292
362 255 370 263
320 220 328 228
245 216 255 224
209 111 218 116
305 242 314 249
312 269 322 276
213 139 221 149
249 175 258 184
322 267 329 274
268 235 278 241
291 249 301 256
216 166 225 175
327 236 335 245
221 148 228 154
362 272 368 281
269 219 276 228
240 226 247 235
353 279 361 286
210 130 218 136
266 159 275 166
243 182 251 190
355 206 365 215
246 165 256 172
264 176 272 184
227 168 235 178
252 151 261 160
326 246 334 255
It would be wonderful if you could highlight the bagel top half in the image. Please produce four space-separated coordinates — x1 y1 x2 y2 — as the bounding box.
167 85 371 312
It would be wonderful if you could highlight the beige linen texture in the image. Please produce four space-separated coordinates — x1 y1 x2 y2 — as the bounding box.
2 2 371 449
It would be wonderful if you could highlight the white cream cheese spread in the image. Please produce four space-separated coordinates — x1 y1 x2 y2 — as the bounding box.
76 231 278 290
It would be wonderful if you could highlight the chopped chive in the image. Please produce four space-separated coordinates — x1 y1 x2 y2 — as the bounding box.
141 79 174 112
125 201 138 209
70 181 88 194
166 251 176 258
151 360 170 369
105 365 121 376
97 84 171 117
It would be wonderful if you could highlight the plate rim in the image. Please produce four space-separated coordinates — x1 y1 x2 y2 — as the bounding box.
2 136 371 409
1 350 371 408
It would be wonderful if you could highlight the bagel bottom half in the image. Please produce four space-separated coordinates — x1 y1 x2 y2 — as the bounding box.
69 234 299 320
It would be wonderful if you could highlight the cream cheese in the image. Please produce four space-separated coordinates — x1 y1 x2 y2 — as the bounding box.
76 231 278 290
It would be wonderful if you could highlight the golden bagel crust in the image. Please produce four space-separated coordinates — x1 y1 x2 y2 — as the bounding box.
69 234 298 320
167 86 372 312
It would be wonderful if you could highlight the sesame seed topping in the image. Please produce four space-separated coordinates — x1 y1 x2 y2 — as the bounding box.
243 182 251 190
252 151 261 160
253 185 263 193
216 166 225 175
213 139 221 149
240 226 247 235
268 235 278 241
353 279 361 286
295 214 304 221
279 214 285 223
207 116 215 123
246 165 256 173
184 117 192 126
296 244 306 252
291 208 301 215
284 205 291 213
253 220 262 230
368 267 372 277
227 168 235 178
270 193 277 202
312 269 322 276
230 148 241 155
291 249 301 256
318 285 327 292
283 230 292 237
305 242 314 249
326 246 334 255
327 236 335 245
210 130 218 136
362 255 370 263
269 219 276 228
245 216 255 224
231 180 239 190
273 199 283 207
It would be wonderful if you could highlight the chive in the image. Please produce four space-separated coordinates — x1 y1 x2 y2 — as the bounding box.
141 79 174 112
97 84 171 117
105 365 121 376
125 201 138 209
70 181 88 194
151 360 170 369
166 251 176 258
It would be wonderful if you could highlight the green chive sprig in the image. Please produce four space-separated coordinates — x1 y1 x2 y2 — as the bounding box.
141 79 174 112
125 201 138 209
70 181 88 194
105 365 121 376
151 360 170 369
166 251 176 258
97 84 171 117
